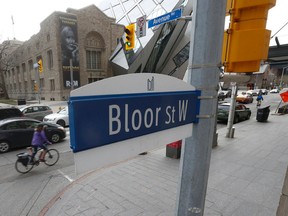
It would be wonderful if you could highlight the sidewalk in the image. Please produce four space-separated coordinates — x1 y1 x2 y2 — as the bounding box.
40 110 288 216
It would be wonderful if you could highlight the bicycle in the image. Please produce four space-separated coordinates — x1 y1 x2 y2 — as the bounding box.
15 146 60 174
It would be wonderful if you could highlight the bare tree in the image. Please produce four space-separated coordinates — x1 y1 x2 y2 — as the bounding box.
0 41 15 99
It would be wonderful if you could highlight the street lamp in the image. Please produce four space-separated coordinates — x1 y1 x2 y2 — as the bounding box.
280 66 288 89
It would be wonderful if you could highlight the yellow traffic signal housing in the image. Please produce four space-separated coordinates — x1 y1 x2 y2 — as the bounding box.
34 83 38 92
38 59 43 73
222 0 276 73
125 24 135 50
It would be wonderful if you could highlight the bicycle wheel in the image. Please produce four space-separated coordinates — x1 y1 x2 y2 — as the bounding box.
44 149 59 166
15 158 34 174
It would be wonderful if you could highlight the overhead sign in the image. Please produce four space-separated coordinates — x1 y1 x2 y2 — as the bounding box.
136 15 146 38
69 73 200 174
148 8 182 28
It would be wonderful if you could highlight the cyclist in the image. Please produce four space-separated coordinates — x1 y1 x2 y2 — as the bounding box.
30 124 52 163
256 90 264 107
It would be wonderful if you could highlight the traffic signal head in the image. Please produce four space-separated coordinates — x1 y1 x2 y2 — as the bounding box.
34 83 38 92
125 24 135 50
38 59 43 73
222 0 276 73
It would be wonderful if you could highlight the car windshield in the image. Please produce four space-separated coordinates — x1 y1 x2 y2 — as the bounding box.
218 105 230 111
58 107 68 114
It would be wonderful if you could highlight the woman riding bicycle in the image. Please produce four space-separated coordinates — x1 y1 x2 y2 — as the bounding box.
31 124 52 163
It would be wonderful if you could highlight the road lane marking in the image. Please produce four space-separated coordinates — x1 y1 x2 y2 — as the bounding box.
57 169 74 182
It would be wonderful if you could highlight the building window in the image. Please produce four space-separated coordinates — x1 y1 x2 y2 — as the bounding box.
47 50 53 69
40 78 44 89
22 63 26 73
50 79 55 91
86 50 102 70
28 60 33 71
88 77 102 83
24 81 28 93
31 80 35 91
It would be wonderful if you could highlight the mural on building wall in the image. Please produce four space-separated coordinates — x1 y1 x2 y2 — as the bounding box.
59 15 80 88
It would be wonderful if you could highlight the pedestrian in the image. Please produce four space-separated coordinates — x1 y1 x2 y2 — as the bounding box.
256 90 263 106
30 124 52 163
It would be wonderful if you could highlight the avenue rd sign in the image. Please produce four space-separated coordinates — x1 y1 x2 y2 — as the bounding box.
69 73 200 174
148 8 182 28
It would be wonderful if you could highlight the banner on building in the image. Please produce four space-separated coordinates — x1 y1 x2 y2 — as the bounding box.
59 15 80 88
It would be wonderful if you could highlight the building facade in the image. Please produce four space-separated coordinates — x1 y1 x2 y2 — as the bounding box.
1 5 123 101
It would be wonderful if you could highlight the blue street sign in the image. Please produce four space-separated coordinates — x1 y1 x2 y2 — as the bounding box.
69 90 200 153
148 8 182 28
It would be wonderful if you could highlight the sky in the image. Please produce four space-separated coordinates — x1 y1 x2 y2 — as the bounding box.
0 0 288 46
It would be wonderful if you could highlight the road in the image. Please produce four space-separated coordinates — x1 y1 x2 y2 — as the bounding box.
217 91 281 130
0 132 75 216
0 92 282 216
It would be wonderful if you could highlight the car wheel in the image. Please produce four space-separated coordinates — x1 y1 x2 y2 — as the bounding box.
246 113 251 120
56 119 65 127
51 133 61 143
0 141 10 153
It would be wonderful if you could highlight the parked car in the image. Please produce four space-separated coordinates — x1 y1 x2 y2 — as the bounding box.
221 89 232 98
261 89 268 95
217 103 251 123
246 89 259 96
19 105 53 121
270 89 279 93
0 107 23 120
236 91 253 104
43 106 69 127
0 117 66 153
218 91 226 101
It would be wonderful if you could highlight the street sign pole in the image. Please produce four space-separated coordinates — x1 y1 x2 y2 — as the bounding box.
175 0 226 215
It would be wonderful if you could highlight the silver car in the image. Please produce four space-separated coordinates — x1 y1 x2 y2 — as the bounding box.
43 106 69 127
19 105 53 121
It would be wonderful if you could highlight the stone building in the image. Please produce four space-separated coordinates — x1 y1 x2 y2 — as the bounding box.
1 5 124 101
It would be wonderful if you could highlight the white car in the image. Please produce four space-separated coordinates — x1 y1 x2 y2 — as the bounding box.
43 106 69 127
270 89 279 93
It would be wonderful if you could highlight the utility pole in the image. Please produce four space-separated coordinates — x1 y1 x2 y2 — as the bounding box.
175 1 226 215
226 82 237 138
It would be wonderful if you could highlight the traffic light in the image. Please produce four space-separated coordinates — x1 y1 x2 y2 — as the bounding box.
38 59 43 73
222 0 276 73
34 83 38 92
125 24 135 50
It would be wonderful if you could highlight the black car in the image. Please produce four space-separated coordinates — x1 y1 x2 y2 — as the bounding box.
218 91 226 101
217 103 251 123
0 107 23 120
0 117 66 153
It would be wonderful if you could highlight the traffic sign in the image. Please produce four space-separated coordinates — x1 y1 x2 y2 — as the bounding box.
136 15 146 38
148 8 182 28
69 73 200 174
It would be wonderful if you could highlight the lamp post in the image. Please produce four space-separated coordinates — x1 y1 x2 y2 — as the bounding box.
280 66 288 89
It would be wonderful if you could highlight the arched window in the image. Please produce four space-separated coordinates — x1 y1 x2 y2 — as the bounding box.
85 32 105 71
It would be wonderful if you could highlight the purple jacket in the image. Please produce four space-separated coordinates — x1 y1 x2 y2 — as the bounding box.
31 130 50 147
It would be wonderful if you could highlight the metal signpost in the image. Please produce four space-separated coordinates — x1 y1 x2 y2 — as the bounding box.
148 8 182 28
69 73 201 175
175 0 226 215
